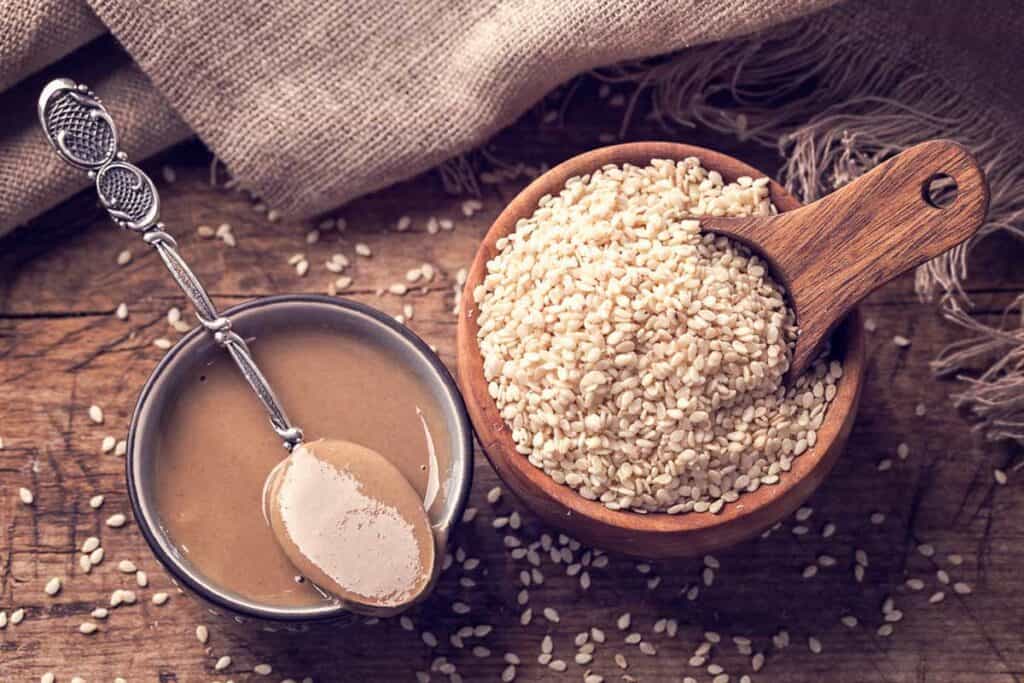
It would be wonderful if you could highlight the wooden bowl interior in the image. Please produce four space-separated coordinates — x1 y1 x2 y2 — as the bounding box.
457 142 865 556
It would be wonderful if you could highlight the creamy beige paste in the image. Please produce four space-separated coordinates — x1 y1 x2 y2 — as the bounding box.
153 326 450 607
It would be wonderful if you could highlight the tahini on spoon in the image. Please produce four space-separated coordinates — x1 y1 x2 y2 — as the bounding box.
701 139 989 378
37 78 435 613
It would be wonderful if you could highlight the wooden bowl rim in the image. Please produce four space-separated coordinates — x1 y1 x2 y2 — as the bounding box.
457 141 866 537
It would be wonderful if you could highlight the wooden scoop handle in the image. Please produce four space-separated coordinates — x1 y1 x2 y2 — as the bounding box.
705 139 989 377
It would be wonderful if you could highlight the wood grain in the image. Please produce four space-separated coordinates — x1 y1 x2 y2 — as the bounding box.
456 142 866 558
704 140 989 377
1 98 1023 682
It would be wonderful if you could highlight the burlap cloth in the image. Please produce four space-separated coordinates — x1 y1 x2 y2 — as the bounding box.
2 0 1023 438
1 0 1018 233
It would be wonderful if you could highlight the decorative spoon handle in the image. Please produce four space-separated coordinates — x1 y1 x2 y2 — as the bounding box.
38 78 304 451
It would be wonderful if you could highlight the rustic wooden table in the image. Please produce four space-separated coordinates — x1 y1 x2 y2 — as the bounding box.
2 87 1022 682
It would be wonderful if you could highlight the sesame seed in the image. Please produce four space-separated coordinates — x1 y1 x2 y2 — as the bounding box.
486 486 502 504
152 592 169 605
118 560 137 573
89 547 104 565
422 631 438 647
116 249 133 266
115 302 129 320
91 608 108 619
88 405 104 424
994 469 1008 485
89 495 105 509
10 608 25 625
893 335 911 347
154 338 173 350
355 243 372 257
929 591 946 604
18 487 33 505
136 570 149 587
808 637 822 654
214 655 232 671
44 577 62 596
953 582 972 594
254 663 273 675
897 443 910 460
196 624 209 644
106 513 127 528
917 544 935 558
905 578 925 591
79 622 99 635
877 624 894 637
841 615 858 627
543 607 560 623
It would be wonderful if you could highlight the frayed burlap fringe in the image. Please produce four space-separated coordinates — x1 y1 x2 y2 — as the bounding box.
592 18 1024 444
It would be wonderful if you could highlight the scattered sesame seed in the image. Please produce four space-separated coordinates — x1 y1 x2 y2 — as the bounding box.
214 655 232 671
116 249 133 266
44 577 62 596
10 608 25 625
953 582 972 595
154 338 173 350
18 487 34 505
91 608 108 619
893 335 911 347
136 570 149 587
915 402 927 416
917 544 935 558
994 469 1008 485
905 578 925 591
196 624 209 644
355 243 372 257
152 592 169 606
106 513 127 528
89 494 105 509
115 302 129 320
486 486 503 504
841 615 858 628
877 624 894 637
88 405 104 424
929 591 946 604
543 607 560 623
808 637 822 654
254 663 273 675
79 621 99 635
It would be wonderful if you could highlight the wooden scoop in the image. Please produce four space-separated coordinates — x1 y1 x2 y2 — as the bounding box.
701 139 989 377
264 439 436 613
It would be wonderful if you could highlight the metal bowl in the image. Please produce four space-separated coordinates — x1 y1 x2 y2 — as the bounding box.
127 295 474 624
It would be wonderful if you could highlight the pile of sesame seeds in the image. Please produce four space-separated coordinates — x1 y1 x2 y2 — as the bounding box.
474 157 842 513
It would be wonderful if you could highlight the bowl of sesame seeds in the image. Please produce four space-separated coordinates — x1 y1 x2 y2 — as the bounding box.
456 142 865 558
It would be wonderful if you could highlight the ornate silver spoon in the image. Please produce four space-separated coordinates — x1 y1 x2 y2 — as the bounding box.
38 78 435 613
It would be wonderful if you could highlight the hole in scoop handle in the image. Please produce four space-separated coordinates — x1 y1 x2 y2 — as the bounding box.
772 139 988 376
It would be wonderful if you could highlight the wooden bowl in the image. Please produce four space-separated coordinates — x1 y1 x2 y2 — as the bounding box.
457 142 865 558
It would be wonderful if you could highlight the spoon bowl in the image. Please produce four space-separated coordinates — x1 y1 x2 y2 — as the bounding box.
457 142 866 558
265 439 436 616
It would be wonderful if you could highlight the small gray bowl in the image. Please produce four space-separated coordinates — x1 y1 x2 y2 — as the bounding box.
126 294 474 624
